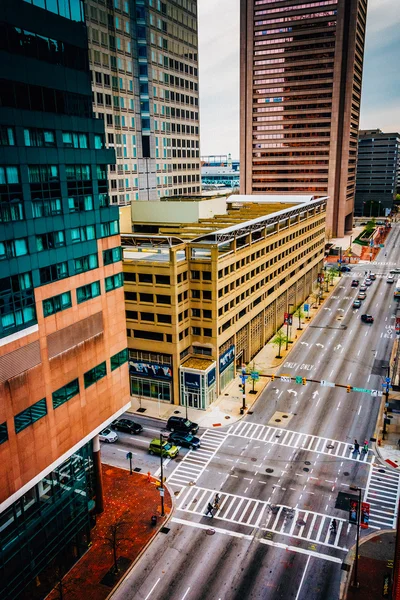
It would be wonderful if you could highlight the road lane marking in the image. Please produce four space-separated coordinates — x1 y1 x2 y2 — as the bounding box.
295 555 311 600
144 577 161 600
181 588 191 600
117 449 138 454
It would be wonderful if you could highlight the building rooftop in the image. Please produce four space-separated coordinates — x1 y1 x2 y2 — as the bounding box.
181 356 215 371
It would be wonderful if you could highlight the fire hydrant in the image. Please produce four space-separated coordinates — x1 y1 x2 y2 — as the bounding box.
377 439 381 446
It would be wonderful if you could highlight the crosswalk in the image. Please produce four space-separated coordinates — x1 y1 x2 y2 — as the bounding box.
227 421 370 463
364 464 400 529
177 485 350 552
166 429 226 487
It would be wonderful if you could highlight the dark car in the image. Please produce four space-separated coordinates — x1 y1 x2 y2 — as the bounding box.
351 280 359 287
111 418 143 434
166 416 199 435
369 273 376 281
353 299 362 309
361 314 374 323
390 268 400 274
340 266 352 272
168 432 201 449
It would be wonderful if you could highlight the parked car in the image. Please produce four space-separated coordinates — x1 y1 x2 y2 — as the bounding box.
358 292 367 300
387 274 395 283
168 432 201 450
353 299 362 309
340 266 352 272
364 278 372 286
390 268 400 274
148 438 179 458
361 314 374 323
369 273 376 280
351 280 359 287
99 428 118 443
166 416 199 435
111 418 143 434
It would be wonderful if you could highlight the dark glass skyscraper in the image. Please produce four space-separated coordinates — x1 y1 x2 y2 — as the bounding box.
240 0 368 237
0 1 130 598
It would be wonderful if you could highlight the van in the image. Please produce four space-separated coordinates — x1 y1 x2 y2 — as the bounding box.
148 438 179 458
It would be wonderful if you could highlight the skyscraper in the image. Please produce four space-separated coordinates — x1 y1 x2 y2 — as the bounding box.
84 0 201 205
355 129 400 217
240 0 367 237
0 1 130 597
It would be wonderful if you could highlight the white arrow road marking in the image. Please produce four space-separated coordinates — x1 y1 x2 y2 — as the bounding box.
287 390 298 396
300 342 309 346
334 344 343 351
315 343 324 348
312 391 319 399
337 308 344 312
323 308 331 311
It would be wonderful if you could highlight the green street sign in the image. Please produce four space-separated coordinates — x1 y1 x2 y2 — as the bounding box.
295 376 303 384
352 387 371 394
251 371 259 380
379 244 384 248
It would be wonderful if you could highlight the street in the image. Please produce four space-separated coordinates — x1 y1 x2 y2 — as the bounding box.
108 226 400 600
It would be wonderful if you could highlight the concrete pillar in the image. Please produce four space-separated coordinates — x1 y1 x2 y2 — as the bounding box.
93 435 104 514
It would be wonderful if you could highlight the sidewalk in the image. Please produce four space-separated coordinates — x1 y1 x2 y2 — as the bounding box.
341 530 395 600
45 465 172 600
128 274 342 428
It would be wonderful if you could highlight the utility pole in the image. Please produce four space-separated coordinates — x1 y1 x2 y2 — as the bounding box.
159 431 165 517
350 486 362 588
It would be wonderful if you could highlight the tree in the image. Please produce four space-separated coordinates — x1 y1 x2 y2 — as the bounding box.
271 329 288 359
103 518 131 575
325 229 333 243
294 306 304 330
328 267 339 287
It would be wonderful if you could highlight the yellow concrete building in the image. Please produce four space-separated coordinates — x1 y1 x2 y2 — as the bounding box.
121 194 326 410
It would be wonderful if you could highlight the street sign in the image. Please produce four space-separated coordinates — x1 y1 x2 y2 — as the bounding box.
386 377 391 383
371 389 379 397
295 376 303 384
360 502 370 529
379 244 384 248
284 312 289 324
280 375 291 383
320 380 335 388
251 371 260 381
349 498 359 524
338 259 342 264
241 375 248 385
304 303 309 312
159 488 164 497
352 386 370 393
126 452 133 459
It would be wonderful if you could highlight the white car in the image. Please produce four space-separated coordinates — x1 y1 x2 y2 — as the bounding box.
99 428 118 443
364 278 372 286
387 275 395 283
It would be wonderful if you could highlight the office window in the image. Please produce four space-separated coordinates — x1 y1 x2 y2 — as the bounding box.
74 253 98 274
0 238 28 260
24 128 55 147
125 291 137 301
62 132 88 148
84 361 107 388
141 312 155 322
158 314 172 324
0 166 20 185
203 328 212 337
0 272 36 336
133 330 164 341
203 291 212 300
105 272 123 292
155 274 170 285
191 270 200 280
192 327 201 336
76 280 101 303
0 422 8 445
126 310 138 320
68 194 93 213
99 220 119 237
14 398 47 433
94 135 104 149
103 246 122 265
139 273 152 283
71 225 96 243
36 230 65 251
33 197 62 217
43 292 72 317
203 310 212 319
0 126 15 146
111 348 128 371
156 294 171 305
40 262 68 285
28 165 58 183
52 379 80 409
65 165 90 180
202 272 212 281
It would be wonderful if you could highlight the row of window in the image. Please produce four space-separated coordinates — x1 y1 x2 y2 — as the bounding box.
0 126 104 150
125 292 171 305
0 349 129 442
126 311 172 324
124 272 170 285
0 164 107 186
39 246 121 286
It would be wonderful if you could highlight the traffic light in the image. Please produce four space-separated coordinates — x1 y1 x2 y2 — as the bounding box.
347 385 351 393
302 378 306 385
271 374 275 381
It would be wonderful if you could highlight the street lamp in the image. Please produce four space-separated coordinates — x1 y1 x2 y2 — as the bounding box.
159 431 166 517
285 302 294 350
185 391 188 420
350 485 362 588
158 392 161 418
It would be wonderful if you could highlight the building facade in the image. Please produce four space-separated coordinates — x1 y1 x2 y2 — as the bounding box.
84 0 201 206
122 195 326 409
0 1 130 597
240 0 368 237
355 129 400 217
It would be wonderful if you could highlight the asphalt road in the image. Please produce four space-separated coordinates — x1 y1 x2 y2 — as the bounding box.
109 225 400 600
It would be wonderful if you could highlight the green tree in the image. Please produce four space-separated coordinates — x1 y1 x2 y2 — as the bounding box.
294 306 305 330
271 329 288 359
328 267 339 286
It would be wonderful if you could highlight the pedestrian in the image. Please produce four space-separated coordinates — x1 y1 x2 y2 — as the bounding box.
397 438 400 450
205 502 214 518
363 439 369 453
330 519 337 533
213 493 221 510
354 439 360 454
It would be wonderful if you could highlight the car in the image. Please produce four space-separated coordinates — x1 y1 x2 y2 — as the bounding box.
166 416 199 435
99 428 118 443
358 292 367 300
387 275 395 283
111 418 143 434
340 266 352 272
168 432 201 450
351 280 359 287
353 299 362 309
390 268 400 274
361 314 374 323
148 438 179 458
364 278 372 286
369 273 376 281
359 285 367 292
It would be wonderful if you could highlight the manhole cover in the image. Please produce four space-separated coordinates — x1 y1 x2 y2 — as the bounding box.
206 529 215 535
174 490 180 496
175 458 182 463
378 469 386 473
303 468 309 472
225 415 231 419
327 444 334 449
136 407 146 413
282 415 289 419
173 410 181 414
266 468 274 473
343 471 350 476
160 527 170 534
251 458 257 462
275 419 281 422
305 461 311 465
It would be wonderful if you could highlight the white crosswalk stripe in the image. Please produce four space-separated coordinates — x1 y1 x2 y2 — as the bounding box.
166 429 226 487
364 464 400 529
227 421 370 463
177 485 350 552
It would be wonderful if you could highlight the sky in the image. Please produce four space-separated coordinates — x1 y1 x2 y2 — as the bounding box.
198 0 400 159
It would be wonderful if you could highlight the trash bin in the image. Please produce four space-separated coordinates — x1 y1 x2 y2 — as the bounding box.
151 515 157 525
240 407 244 415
